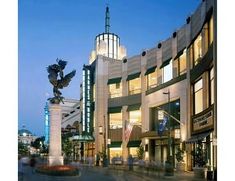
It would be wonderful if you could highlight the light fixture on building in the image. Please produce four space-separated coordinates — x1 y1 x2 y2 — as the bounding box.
99 126 103 135
175 129 181 139
108 139 111 145
158 110 164 120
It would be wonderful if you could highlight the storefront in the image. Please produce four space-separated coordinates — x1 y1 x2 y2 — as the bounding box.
186 105 215 170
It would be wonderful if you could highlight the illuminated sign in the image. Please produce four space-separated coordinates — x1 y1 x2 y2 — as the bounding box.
82 66 93 134
193 108 213 132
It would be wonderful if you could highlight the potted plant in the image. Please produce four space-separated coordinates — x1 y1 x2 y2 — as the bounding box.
99 151 108 167
192 142 207 179
175 148 185 172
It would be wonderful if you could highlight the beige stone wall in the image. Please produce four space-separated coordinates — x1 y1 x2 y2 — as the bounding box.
91 0 215 168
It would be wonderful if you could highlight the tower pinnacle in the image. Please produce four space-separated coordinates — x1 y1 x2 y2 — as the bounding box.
105 5 110 33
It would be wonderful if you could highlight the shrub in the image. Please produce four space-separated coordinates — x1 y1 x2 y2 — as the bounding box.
175 148 184 162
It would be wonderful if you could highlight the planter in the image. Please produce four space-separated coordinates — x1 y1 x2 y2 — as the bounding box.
193 167 207 179
164 161 174 176
36 165 79 176
176 162 185 172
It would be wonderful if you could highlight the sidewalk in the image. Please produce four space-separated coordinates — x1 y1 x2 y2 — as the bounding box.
108 165 207 181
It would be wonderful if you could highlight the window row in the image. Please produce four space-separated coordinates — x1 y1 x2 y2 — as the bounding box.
109 110 141 129
108 53 186 97
108 16 213 98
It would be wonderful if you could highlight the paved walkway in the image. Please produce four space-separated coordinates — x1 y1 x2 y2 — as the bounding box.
18 163 207 181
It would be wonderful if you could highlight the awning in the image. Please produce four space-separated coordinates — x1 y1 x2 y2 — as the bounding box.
145 66 157 75
108 141 122 148
108 107 122 114
185 131 211 144
71 134 94 142
127 103 141 111
107 77 122 85
160 58 172 69
174 48 186 60
127 140 141 147
126 72 141 81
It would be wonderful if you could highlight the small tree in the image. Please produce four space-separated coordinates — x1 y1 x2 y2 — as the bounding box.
31 136 45 150
18 142 29 156
193 142 206 167
137 145 144 160
62 137 73 158
175 148 184 162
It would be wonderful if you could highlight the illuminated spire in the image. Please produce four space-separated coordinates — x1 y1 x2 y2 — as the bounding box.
105 5 110 33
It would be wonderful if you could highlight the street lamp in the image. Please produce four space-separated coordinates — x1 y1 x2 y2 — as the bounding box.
163 90 174 176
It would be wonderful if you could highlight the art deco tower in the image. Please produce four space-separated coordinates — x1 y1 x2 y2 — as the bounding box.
89 6 126 64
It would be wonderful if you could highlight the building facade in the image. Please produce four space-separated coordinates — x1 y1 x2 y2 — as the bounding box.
80 0 216 171
18 126 37 145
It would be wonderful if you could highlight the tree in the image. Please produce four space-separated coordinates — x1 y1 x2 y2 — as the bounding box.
62 133 73 158
31 136 45 150
137 145 144 160
18 142 29 156
175 148 184 162
193 142 206 167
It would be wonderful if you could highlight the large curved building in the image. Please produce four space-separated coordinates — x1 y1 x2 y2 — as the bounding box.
79 0 216 172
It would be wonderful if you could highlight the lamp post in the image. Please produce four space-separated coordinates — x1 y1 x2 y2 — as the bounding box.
163 90 174 176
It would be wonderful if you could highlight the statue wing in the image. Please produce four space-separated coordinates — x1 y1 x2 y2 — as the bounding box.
58 70 76 88
47 65 58 86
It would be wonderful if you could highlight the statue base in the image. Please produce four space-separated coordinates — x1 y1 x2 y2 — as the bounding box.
48 156 64 166
48 104 64 166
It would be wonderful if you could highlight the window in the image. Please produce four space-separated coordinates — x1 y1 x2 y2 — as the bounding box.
110 148 122 160
147 70 157 89
194 79 203 114
109 113 122 129
179 51 186 75
193 34 202 66
128 78 141 95
129 147 138 157
203 23 209 54
174 50 187 76
210 67 214 104
163 60 172 83
189 45 194 69
209 16 214 45
109 83 122 98
129 110 141 125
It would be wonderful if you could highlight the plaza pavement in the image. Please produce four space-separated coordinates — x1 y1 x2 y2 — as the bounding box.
18 162 207 181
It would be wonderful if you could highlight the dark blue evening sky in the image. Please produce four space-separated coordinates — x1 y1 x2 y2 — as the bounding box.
19 0 200 136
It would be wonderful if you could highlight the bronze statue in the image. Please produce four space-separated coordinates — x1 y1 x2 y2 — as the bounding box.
47 59 76 104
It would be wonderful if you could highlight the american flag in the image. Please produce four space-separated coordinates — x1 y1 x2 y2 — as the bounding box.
124 120 133 141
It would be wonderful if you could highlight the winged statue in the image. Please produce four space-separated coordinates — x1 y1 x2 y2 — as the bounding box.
47 58 76 104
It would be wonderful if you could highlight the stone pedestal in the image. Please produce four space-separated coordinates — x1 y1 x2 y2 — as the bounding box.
48 104 64 166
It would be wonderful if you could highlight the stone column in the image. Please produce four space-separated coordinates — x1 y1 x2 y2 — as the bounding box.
48 104 64 166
